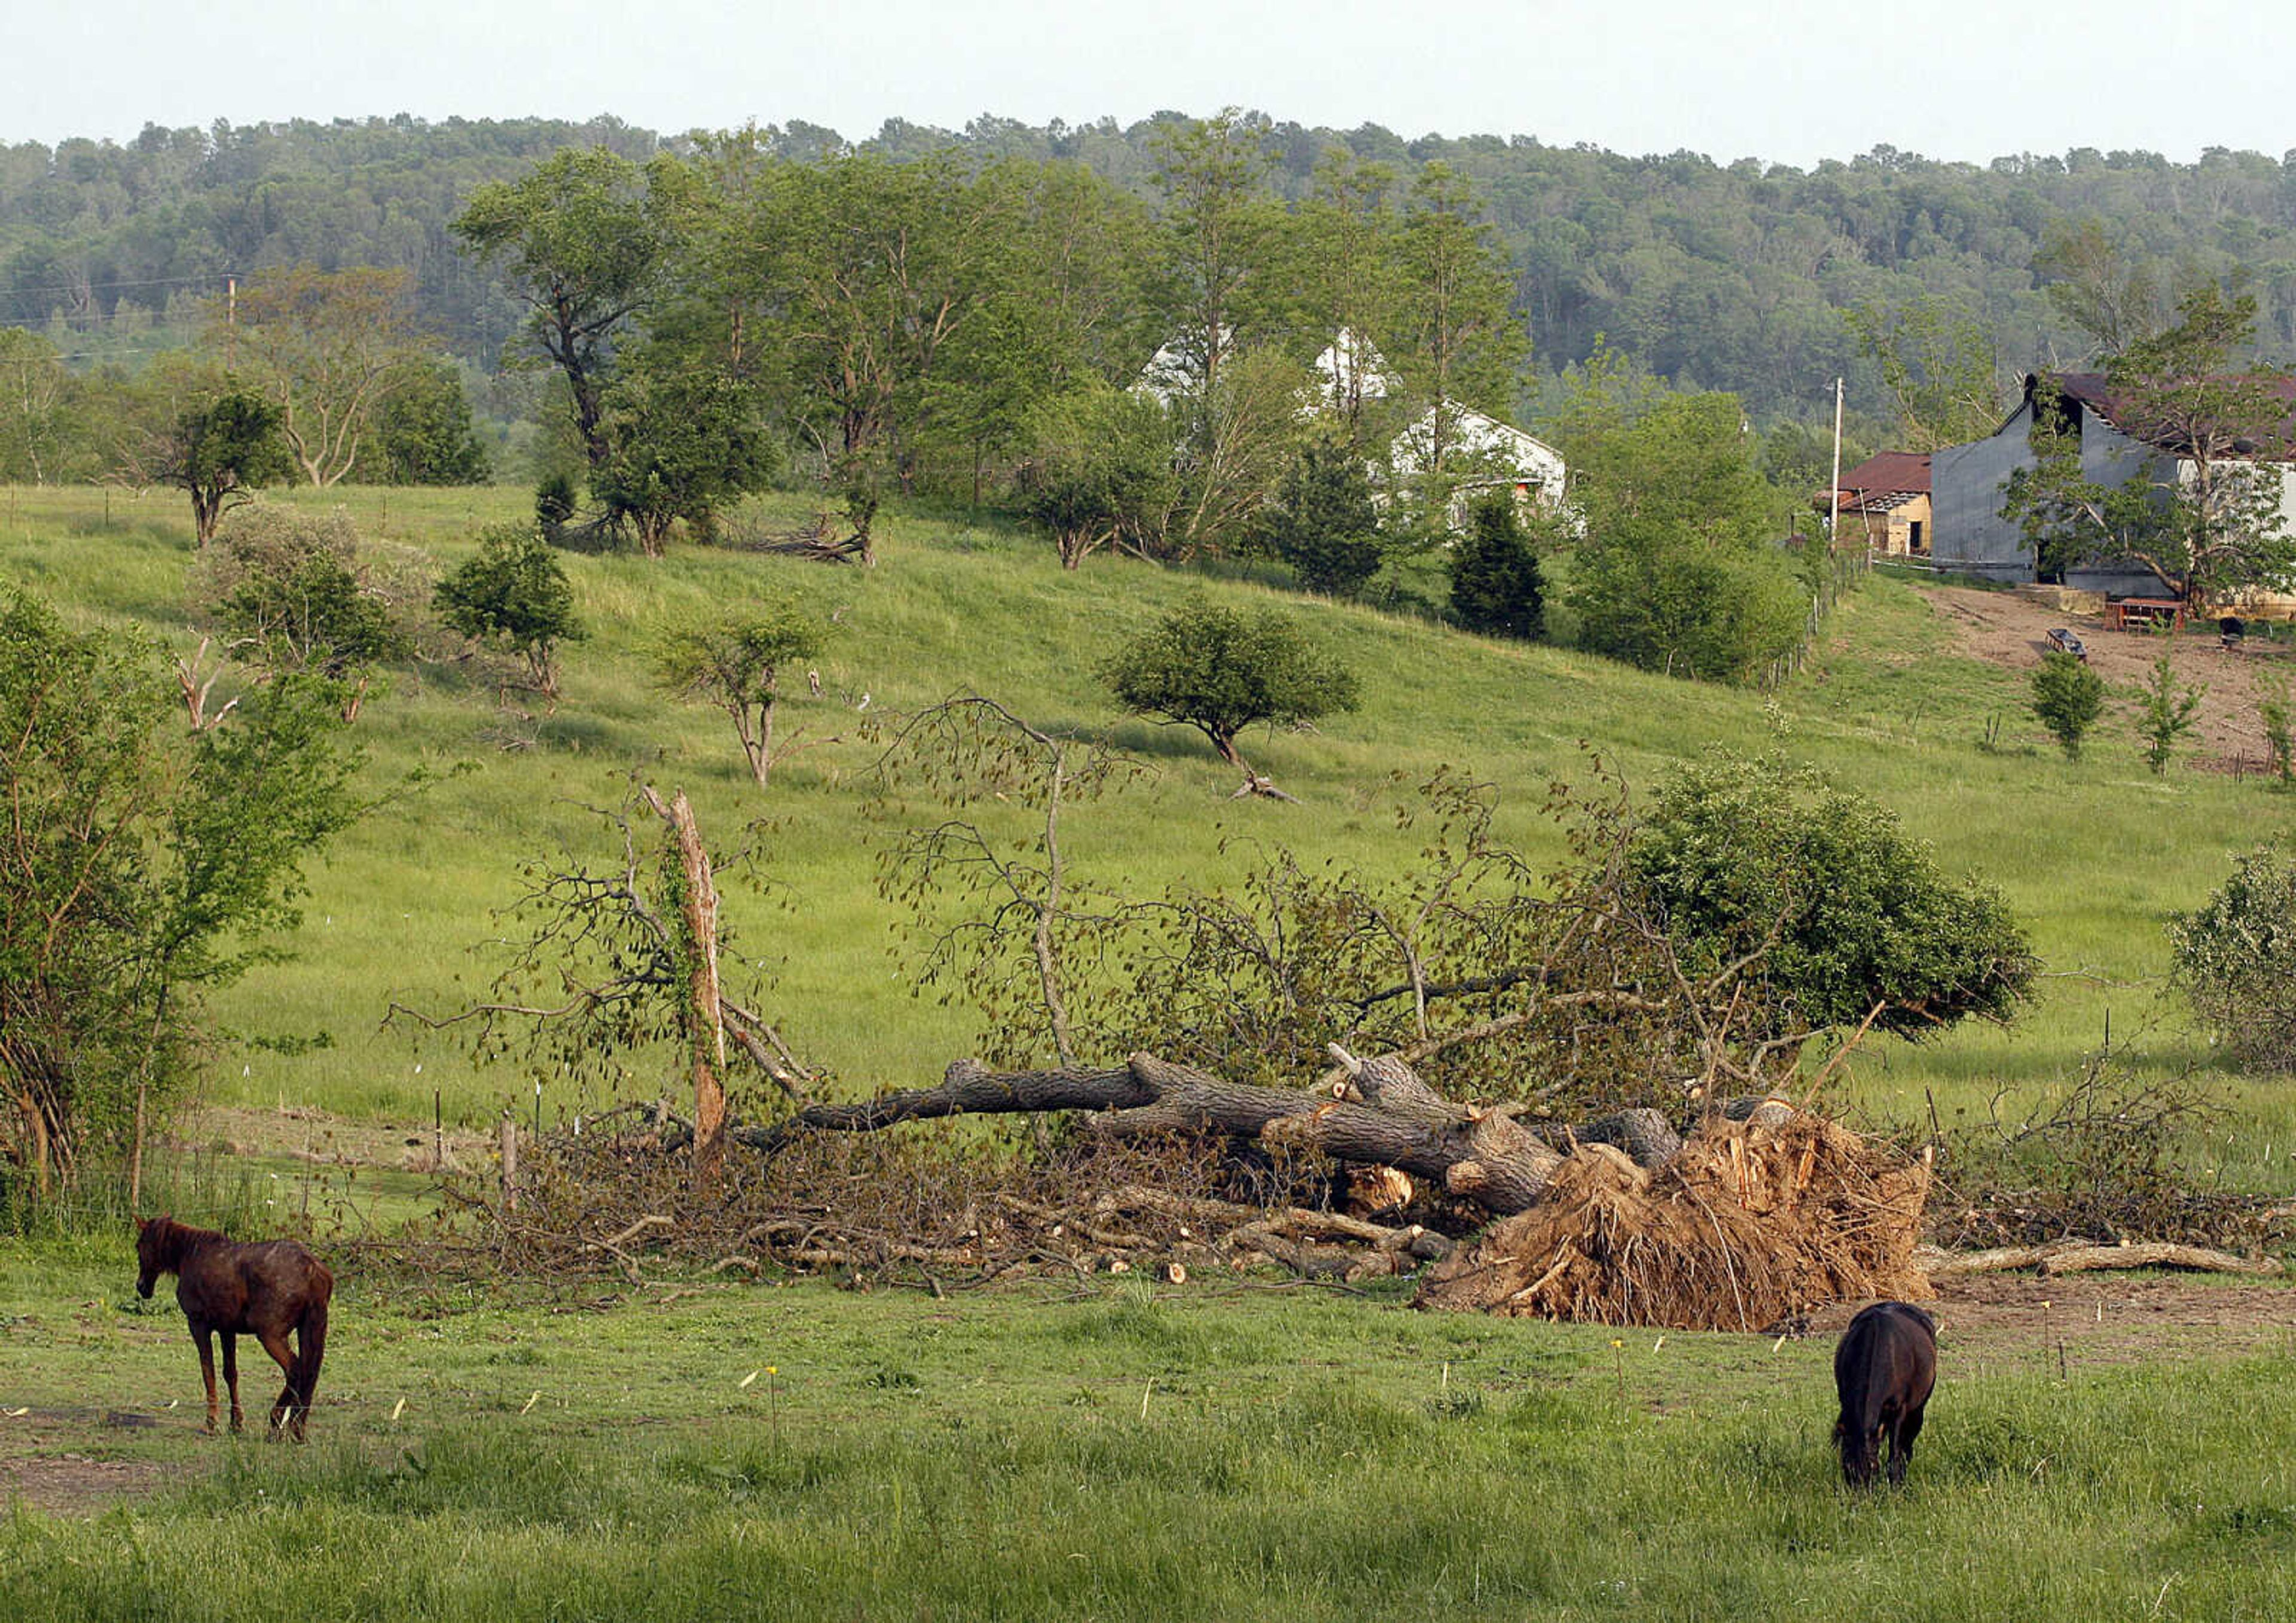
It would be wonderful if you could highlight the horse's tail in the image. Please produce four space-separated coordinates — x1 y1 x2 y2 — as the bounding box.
292 1279 330 1416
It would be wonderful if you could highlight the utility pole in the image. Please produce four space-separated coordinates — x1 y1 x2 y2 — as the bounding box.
1828 376 1845 553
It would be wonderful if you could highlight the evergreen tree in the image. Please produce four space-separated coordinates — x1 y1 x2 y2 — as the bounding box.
1448 493 1544 639
1256 439 1384 598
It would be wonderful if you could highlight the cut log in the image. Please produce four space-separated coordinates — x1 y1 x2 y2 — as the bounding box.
1916 1240 2283 1278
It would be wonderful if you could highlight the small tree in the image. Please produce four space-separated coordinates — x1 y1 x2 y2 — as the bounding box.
591 362 775 557
158 390 295 545
1017 384 1178 570
2260 672 2294 783
2134 651 2205 776
434 524 582 697
1448 492 1546 639
2030 649 2106 758
1101 602 1358 798
654 605 832 787
1254 438 1385 599
1626 752 2038 1040
2170 843 2296 1070
0 589 366 1203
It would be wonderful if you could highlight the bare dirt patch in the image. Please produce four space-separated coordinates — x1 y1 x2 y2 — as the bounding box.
1922 584 2296 768
1808 1270 2296 1366
0 1420 179 1517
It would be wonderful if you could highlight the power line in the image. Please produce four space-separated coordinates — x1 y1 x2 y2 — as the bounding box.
0 271 241 300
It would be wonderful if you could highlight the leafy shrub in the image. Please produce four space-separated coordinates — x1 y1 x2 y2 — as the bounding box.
195 503 422 679
435 523 583 695
2169 843 2296 1070
1625 753 2038 1039
2030 649 2105 758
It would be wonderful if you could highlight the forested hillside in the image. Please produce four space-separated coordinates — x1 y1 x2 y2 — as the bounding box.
7 110 2296 423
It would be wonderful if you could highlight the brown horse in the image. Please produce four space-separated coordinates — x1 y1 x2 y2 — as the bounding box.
1833 1299 1936 1487
135 1216 331 1441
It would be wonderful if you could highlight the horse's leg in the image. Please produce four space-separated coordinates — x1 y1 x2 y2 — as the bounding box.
258 1330 297 1435
1888 1402 1926 1485
221 1332 245 1433
193 1326 219 1434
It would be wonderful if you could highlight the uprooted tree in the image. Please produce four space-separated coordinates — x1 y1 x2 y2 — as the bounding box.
396 703 2045 1321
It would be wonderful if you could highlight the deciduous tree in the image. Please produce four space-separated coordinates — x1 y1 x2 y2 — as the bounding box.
654 605 832 787
433 523 582 696
214 265 428 486
0 589 366 1200
1100 601 1357 798
453 148 670 471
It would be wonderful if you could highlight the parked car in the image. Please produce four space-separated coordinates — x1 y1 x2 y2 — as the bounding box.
2046 627 2088 661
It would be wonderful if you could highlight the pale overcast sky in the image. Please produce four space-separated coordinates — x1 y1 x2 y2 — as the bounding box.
10 0 2292 169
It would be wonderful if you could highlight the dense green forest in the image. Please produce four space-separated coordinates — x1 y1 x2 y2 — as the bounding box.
7 109 2296 427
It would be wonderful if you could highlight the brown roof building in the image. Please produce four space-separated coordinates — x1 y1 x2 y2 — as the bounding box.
1814 451 1932 557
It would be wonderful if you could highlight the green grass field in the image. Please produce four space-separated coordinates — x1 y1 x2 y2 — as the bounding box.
4 1238 2295 1622
5 480 2288 1164
8 483 2296 1616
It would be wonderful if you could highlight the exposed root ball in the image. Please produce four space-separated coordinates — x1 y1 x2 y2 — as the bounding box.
1416 1111 1932 1329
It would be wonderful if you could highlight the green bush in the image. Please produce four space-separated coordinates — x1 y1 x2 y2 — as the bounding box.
2030 649 2105 758
1626 752 2039 1039
1446 493 1545 640
2169 843 2296 1070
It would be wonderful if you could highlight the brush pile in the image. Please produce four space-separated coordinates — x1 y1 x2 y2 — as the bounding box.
1415 1105 1934 1329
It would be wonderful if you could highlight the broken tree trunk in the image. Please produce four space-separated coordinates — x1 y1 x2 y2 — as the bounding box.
733 1051 1590 1217
645 788 729 1189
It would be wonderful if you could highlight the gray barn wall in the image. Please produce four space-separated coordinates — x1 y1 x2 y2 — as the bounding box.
1929 396 2175 597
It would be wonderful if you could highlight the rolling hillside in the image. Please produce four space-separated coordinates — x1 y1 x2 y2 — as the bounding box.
5 481 2289 1192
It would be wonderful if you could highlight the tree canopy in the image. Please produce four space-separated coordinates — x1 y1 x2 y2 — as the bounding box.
1100 602 1358 795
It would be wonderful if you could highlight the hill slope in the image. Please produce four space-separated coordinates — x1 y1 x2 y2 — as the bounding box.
4 483 2289 1193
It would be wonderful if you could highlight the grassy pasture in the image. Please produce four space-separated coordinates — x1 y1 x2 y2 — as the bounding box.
5 1240 2296 1621
8 485 2296 1617
3 480 2290 1179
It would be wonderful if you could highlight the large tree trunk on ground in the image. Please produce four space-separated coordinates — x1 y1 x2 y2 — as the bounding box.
732 1051 1632 1218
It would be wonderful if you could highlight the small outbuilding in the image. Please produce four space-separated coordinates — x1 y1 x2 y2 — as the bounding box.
1814 451 1932 558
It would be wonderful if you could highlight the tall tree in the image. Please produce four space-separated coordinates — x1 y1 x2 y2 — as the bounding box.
1843 295 2007 451
1394 163 1524 441
1148 111 1280 396
2034 217 2169 359
2002 287 2295 602
761 150 1020 490
0 328 72 484
212 265 428 486
1294 149 1401 448
453 148 670 471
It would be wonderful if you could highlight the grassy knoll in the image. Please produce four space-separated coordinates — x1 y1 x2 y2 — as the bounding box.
4 1238 2295 1622
4 481 2294 1182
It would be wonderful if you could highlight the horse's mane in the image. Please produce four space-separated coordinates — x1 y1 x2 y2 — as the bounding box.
143 1216 230 1256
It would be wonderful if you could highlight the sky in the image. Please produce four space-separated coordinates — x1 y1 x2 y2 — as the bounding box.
9 0 2295 170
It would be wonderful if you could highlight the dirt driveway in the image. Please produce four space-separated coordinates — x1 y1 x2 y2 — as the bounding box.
1923 585 2296 768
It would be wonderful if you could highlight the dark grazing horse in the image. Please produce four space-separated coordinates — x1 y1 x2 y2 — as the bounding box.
135 1216 332 1441
1833 1299 1936 1487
